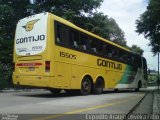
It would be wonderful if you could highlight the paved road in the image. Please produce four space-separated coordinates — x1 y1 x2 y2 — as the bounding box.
0 88 154 120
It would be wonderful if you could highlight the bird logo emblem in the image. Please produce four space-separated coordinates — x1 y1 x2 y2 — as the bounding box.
22 19 40 31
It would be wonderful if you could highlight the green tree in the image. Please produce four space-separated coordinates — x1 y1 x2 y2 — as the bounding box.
73 12 126 46
136 0 160 55
0 0 30 63
130 45 144 56
30 0 103 18
108 17 126 46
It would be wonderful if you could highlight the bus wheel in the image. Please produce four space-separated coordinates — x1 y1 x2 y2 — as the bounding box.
80 77 92 95
135 81 142 92
93 78 104 94
50 89 61 95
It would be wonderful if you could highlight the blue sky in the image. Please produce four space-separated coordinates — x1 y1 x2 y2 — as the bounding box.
98 0 157 70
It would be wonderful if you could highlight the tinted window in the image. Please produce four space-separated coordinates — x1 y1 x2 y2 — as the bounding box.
143 57 147 80
55 22 62 43
70 29 79 48
106 44 112 58
55 21 69 46
54 21 139 66
97 41 104 55
90 38 98 53
79 33 88 51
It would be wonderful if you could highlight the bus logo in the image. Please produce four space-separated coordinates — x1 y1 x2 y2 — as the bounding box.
22 19 40 31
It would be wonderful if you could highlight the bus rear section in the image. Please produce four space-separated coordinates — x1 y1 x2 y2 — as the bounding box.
12 13 51 88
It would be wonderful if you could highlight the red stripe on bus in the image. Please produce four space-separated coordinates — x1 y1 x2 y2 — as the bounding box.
17 63 42 66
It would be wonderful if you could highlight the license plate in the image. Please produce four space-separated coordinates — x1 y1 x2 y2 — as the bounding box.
28 67 35 71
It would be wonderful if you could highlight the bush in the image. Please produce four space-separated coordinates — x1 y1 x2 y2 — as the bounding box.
0 62 13 90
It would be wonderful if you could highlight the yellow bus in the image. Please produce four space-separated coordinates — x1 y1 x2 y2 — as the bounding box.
13 12 148 95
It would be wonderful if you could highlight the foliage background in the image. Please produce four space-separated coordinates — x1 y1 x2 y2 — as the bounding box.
136 0 160 55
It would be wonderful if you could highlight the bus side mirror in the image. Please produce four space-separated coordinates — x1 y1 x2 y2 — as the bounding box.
147 69 150 75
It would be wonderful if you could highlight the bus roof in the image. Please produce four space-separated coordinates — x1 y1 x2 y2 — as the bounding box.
49 12 130 52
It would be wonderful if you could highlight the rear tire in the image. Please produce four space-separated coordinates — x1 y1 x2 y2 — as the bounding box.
93 78 104 94
80 77 92 95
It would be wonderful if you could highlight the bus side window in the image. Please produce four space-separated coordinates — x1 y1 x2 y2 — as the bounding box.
97 41 103 55
91 38 98 53
69 29 79 48
124 53 128 63
119 50 123 61
55 21 69 46
62 25 69 46
79 33 87 51
106 45 112 58
112 47 119 60
128 53 134 65
102 44 107 57
55 22 62 44
73 41 78 48
134 55 141 68
143 57 147 80
111 49 116 59
91 48 97 53
86 38 92 52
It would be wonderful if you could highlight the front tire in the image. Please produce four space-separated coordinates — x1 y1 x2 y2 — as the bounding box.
80 77 92 95
135 81 142 92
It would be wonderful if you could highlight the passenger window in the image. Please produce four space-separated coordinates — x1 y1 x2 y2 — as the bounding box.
127 53 133 65
91 38 98 53
118 50 123 61
111 48 119 60
79 33 88 51
123 53 129 63
86 38 92 52
97 41 103 55
62 25 69 46
73 41 78 48
55 23 62 44
106 45 112 58
54 21 138 66
55 21 69 46
102 44 107 56
70 29 79 48
92 48 97 53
